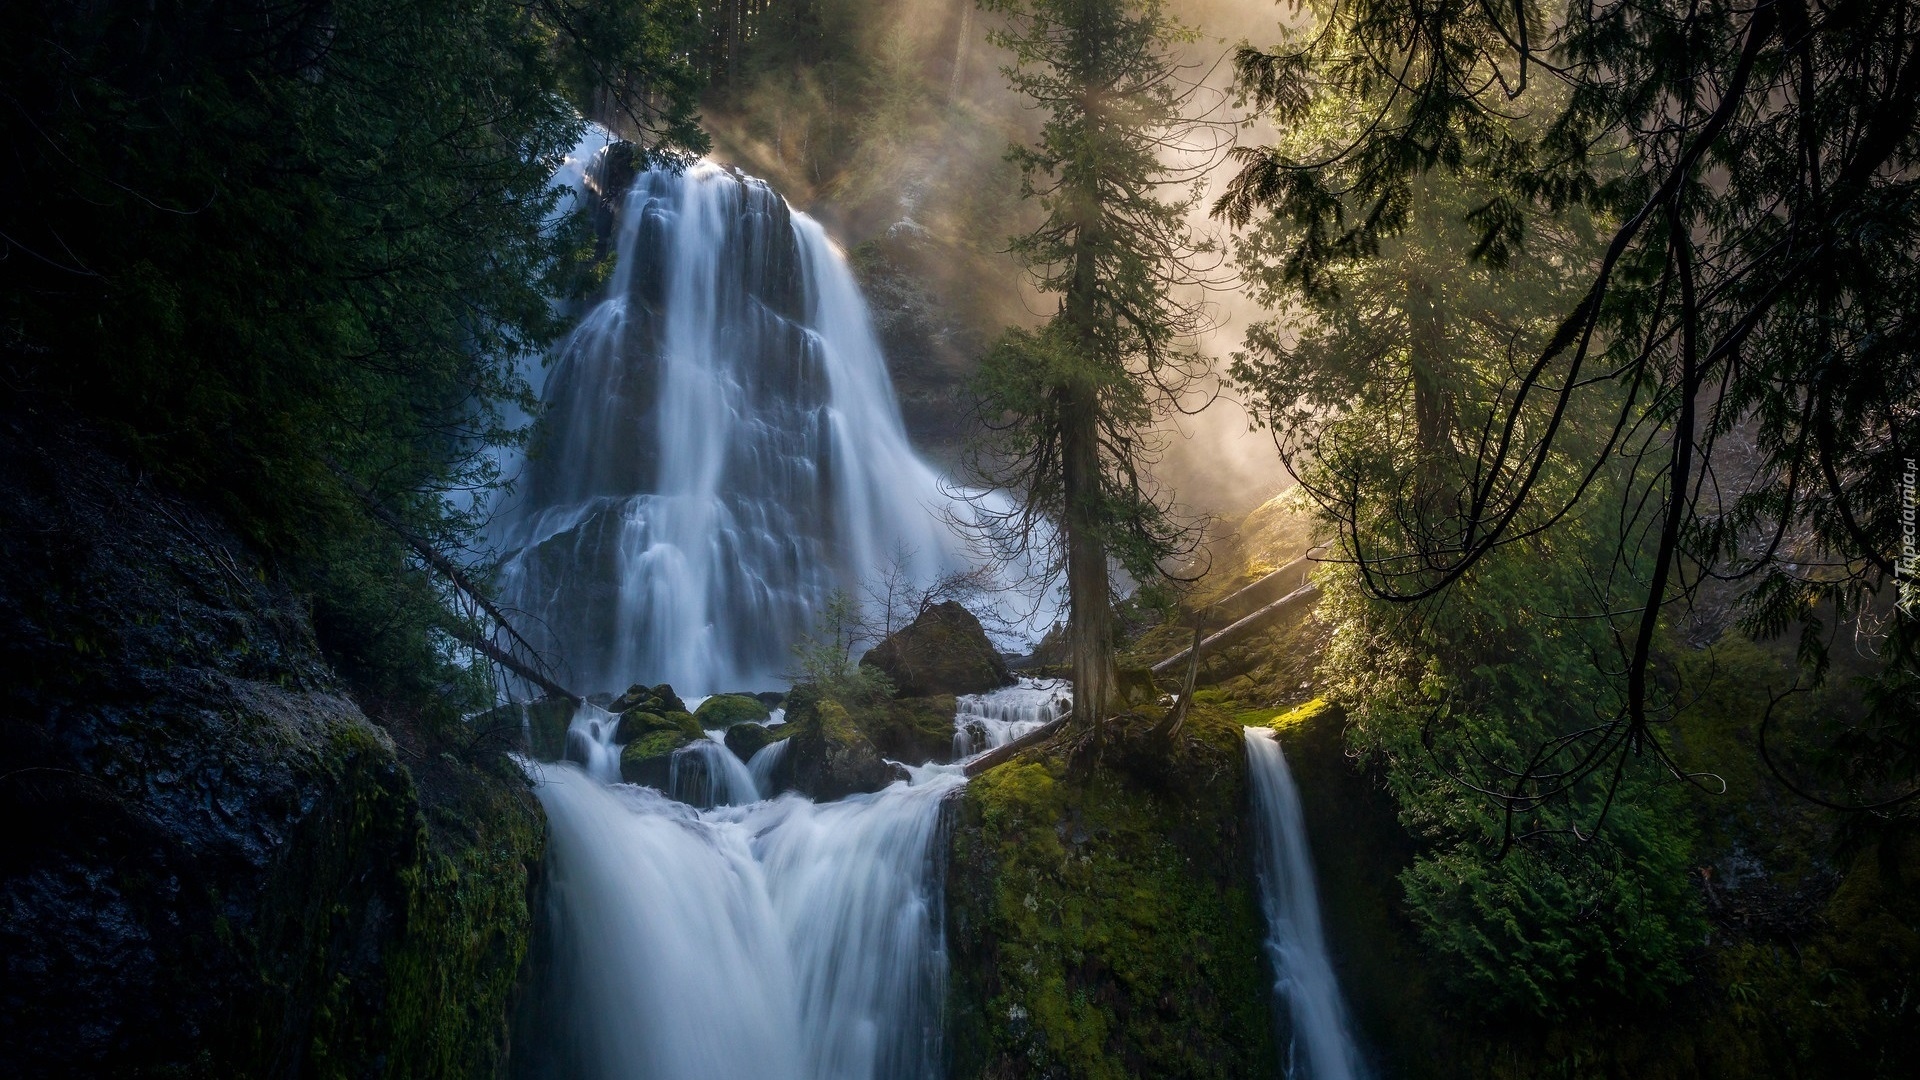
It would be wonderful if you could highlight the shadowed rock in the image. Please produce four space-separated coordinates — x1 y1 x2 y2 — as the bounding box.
862 601 1013 697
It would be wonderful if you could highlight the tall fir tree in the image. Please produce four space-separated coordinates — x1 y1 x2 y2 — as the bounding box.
970 0 1213 730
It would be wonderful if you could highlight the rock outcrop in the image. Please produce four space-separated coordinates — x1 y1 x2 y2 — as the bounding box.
0 411 542 1079
770 688 904 800
861 600 1013 697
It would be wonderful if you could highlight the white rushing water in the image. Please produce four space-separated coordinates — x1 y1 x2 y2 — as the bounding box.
1244 727 1368 1080
490 144 1011 695
951 677 1071 758
533 763 961 1080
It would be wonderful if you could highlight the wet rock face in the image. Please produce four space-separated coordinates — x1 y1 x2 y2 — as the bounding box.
861 601 1013 697
0 411 541 1079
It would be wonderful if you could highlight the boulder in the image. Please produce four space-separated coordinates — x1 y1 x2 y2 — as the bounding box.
857 695 961 765
771 689 904 800
615 709 702 789
695 693 772 728
861 600 1013 697
608 682 689 717
724 721 791 763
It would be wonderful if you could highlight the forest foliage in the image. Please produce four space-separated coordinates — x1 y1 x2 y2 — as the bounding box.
0 0 705 725
1222 0 1920 1026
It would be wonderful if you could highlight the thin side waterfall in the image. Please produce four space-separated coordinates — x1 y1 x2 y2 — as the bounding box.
1244 727 1369 1080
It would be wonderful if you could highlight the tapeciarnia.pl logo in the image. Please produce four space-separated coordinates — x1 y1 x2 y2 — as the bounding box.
1901 458 1918 617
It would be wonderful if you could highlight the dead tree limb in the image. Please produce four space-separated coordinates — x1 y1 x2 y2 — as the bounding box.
332 464 583 703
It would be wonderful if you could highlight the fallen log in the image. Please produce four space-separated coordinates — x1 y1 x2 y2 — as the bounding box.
964 714 1070 777
1149 581 1321 678
1204 554 1311 622
332 463 583 704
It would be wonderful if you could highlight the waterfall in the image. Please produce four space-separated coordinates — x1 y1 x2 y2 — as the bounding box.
526 764 960 1080
1244 727 1368 1080
503 139 1037 1080
952 677 1071 758
668 731 763 807
490 151 992 696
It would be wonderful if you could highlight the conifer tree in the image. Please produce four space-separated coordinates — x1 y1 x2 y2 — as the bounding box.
970 0 1212 730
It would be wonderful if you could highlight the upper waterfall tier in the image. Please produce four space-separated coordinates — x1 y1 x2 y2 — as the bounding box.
492 154 985 694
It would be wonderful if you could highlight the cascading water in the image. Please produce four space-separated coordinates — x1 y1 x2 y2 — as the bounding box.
952 677 1071 757
504 138 1064 1080
526 761 962 1080
490 148 988 695
1244 727 1369 1080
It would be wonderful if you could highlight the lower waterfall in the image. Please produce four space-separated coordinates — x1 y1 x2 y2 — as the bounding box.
520 681 1061 1080
1244 727 1369 1080
528 763 960 1080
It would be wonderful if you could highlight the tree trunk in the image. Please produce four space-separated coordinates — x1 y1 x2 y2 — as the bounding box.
1060 187 1116 730
1406 270 1448 455
1062 381 1116 728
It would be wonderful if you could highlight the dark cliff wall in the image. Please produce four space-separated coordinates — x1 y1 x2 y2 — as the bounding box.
0 407 544 1079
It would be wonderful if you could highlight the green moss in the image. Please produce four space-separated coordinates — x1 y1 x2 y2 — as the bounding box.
946 705 1275 1079
694 693 771 728
814 699 860 741
724 720 794 762
231 712 544 1080
614 708 702 746
851 694 958 763
624 729 689 760
1269 696 1333 731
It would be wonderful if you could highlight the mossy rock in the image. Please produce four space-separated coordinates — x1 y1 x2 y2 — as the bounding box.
615 709 702 789
694 693 771 729
723 721 792 763
853 694 960 764
614 708 701 746
607 682 688 717
1115 665 1160 707
944 703 1275 1079
861 600 1012 696
770 688 902 800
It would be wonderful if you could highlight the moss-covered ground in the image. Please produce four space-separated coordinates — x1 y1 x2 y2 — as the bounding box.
945 705 1276 1079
